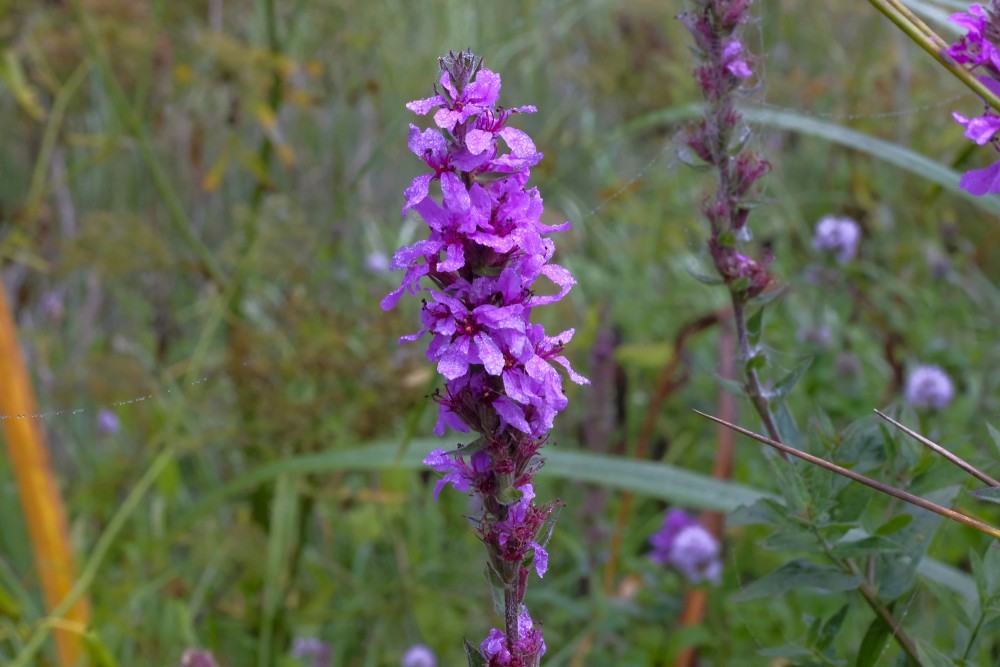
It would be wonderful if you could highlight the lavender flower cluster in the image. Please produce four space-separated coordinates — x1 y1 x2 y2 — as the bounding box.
948 1 1000 194
382 51 587 666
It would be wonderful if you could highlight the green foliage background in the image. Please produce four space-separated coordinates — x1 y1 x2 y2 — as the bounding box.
2 0 1000 665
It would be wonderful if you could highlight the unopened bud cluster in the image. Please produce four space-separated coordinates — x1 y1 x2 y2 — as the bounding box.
679 0 772 299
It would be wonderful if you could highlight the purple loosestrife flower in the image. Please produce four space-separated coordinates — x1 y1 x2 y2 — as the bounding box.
649 509 723 585
947 2 1000 194
904 365 955 410
812 215 861 264
383 50 587 666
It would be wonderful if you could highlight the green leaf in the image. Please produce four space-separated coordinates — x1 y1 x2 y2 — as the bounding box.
816 604 849 651
745 352 767 372
727 498 783 527
987 423 1000 458
748 285 788 307
829 535 900 559
485 562 506 616
874 513 914 536
771 400 804 450
258 475 300 667
876 486 960 600
970 486 1000 505
464 640 487 667
730 560 862 602
855 612 892 667
772 356 814 400
83 632 120 667
917 639 958 667
685 263 723 285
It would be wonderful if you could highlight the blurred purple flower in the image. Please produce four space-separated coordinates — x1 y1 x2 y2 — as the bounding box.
366 251 390 274
291 637 332 667
180 649 219 667
649 509 722 584
96 408 120 435
41 292 64 321
904 365 955 410
812 215 860 264
401 644 436 667
797 324 833 349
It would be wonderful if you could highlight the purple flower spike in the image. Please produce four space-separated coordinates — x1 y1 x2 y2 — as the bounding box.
386 51 586 659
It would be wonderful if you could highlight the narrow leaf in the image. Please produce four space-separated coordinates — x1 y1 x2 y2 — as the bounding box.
971 486 1000 505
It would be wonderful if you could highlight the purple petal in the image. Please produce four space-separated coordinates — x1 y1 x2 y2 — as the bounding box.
960 160 1000 195
437 243 465 272
434 107 462 131
441 171 471 212
406 95 445 115
465 68 501 106
474 332 505 375
466 129 494 155
403 174 433 215
498 127 537 157
390 239 441 270
438 338 471 379
552 354 589 385
494 396 530 434
530 541 549 577
528 264 575 306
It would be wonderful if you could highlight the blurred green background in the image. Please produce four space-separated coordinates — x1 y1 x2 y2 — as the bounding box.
2 0 1000 664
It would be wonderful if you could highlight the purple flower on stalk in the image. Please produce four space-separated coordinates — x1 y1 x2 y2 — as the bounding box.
904 365 955 410
650 509 723 584
386 50 587 664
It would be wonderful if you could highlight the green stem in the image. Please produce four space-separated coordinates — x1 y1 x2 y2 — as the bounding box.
960 609 985 661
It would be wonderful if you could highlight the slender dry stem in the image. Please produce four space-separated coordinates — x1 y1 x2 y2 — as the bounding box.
874 410 1000 488
694 410 1000 541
